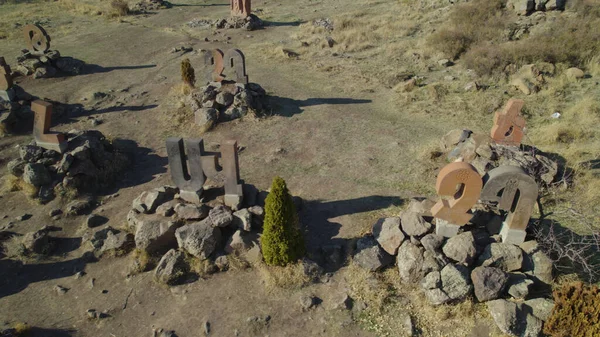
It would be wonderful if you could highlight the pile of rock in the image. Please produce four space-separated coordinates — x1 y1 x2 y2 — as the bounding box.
14 50 85 79
213 14 264 31
188 82 268 131
0 85 36 131
353 199 555 336
442 129 558 188
7 130 130 203
125 185 264 285
131 0 172 13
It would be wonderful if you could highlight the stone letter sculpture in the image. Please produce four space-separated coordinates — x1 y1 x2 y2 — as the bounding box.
166 138 208 204
0 57 13 91
491 99 526 146
23 24 51 55
231 0 251 17
167 138 244 208
203 49 225 82
221 140 243 209
32 100 67 153
204 49 248 84
431 162 483 237
480 166 538 244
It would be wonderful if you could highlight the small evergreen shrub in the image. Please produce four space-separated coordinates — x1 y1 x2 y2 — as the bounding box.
544 281 600 337
110 0 130 17
180 58 195 88
261 177 305 266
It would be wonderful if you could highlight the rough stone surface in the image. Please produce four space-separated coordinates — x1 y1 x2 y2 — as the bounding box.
442 232 477 266
531 251 553 284
471 266 508 302
396 241 425 283
421 271 441 290
135 218 180 254
487 299 519 336
22 227 52 254
208 205 233 228
421 233 445 253
154 249 188 285
85 214 107 228
422 250 448 274
23 163 51 186
372 217 405 255
425 288 451 305
507 273 533 299
353 236 394 272
441 264 472 301
7 159 27 177
174 203 209 220
400 210 431 237
478 243 524 272
523 298 554 321
565 67 585 80
100 231 133 254
225 229 257 254
232 208 252 231
175 220 222 260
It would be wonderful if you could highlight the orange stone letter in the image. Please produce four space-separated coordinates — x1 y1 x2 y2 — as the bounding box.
490 99 526 146
431 162 483 226
32 100 67 153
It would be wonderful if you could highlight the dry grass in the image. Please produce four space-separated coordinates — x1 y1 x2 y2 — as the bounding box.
2 175 39 198
2 235 26 260
130 248 156 273
257 261 311 290
14 322 30 336
109 0 130 17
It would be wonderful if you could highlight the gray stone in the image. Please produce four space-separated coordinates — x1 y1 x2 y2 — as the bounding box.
132 188 176 214
354 236 394 272
421 233 445 253
33 66 57 79
396 241 425 282
232 208 252 231
471 266 508 302
478 243 524 272
7 159 27 176
523 298 554 321
100 231 133 254
88 227 118 249
421 271 441 290
442 231 477 266
174 203 209 220
85 214 107 228
372 217 405 255
23 163 51 186
531 251 553 284
135 218 180 254
441 264 472 301
425 288 451 305
329 292 353 310
215 255 229 271
22 227 52 254
222 106 246 120
435 219 461 237
175 219 222 260
215 92 234 106
156 201 177 217
400 210 431 236
507 273 534 299
422 250 448 274
519 241 539 254
522 313 543 337
487 299 519 336
208 205 233 228
154 249 188 285
194 108 217 129
225 229 258 254
57 154 74 174
299 295 318 311
66 197 94 215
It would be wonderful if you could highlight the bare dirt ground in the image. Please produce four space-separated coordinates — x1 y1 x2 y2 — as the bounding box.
1 0 598 336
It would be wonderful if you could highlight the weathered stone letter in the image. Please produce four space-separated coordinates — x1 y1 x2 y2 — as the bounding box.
223 49 248 84
231 0 251 17
166 138 207 204
32 100 67 153
221 139 243 210
204 49 225 82
480 166 538 244
23 24 51 55
490 99 526 146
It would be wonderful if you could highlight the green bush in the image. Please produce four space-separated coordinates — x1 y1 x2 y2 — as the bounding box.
180 58 195 88
261 177 305 266
544 282 600 337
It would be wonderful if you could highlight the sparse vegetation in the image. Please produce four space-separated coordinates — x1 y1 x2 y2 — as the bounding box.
257 261 310 290
181 58 195 90
110 0 130 17
2 175 39 198
260 177 305 266
544 281 600 337
13 322 30 336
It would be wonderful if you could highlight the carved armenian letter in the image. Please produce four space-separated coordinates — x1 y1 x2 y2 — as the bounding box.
0 57 13 91
23 24 51 54
223 49 248 84
32 100 67 153
480 166 538 244
203 49 225 82
490 99 526 146
431 162 483 237
166 138 209 204
231 0 251 17
221 139 243 210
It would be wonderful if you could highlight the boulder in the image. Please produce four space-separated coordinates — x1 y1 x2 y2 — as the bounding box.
421 271 441 290
156 200 177 217
565 67 585 80
66 197 94 215
85 214 107 228
88 227 119 249
425 288 451 306
478 243 523 272
421 233 445 253
225 229 258 254
522 298 554 321
215 92 234 106
422 249 448 274
22 227 52 254
232 208 253 231
441 264 472 301
487 299 519 336
132 187 176 214
507 273 534 299
7 159 27 177
134 218 180 254
154 249 188 285
23 163 51 186
174 203 209 220
353 236 394 272
194 108 217 130
471 266 508 302
442 232 477 266
208 205 233 228
100 231 134 255
531 251 553 284
372 217 405 255
396 241 425 282
522 312 543 337
440 129 471 151
175 220 222 260
215 255 229 271
400 211 431 237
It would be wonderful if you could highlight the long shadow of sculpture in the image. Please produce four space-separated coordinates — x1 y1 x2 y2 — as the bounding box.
268 96 373 117
81 64 157 75
27 328 76 337
170 2 228 6
299 195 404 272
0 252 94 299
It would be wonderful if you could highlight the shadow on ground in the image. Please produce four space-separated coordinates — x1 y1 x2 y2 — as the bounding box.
300 195 404 272
81 64 157 75
268 96 372 117
264 21 304 27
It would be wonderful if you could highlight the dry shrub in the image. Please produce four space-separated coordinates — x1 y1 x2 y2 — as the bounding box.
14 322 30 336
110 0 130 17
2 176 38 198
258 262 310 290
180 58 195 89
544 282 600 337
2 236 26 260
130 249 156 273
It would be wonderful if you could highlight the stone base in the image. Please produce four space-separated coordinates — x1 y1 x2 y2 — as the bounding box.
0 88 16 102
435 219 461 238
179 190 202 204
35 140 68 153
224 194 243 211
500 224 527 245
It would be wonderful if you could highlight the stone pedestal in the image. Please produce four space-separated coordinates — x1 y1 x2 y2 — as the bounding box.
435 219 461 238
500 224 527 245
179 190 202 204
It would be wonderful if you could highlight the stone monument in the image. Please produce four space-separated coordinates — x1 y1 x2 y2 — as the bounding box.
0 57 14 102
32 100 67 153
23 24 51 55
231 0 251 17
204 49 248 84
490 99 526 146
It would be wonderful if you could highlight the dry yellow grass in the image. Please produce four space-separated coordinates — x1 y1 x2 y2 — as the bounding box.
2 175 38 198
257 261 311 290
